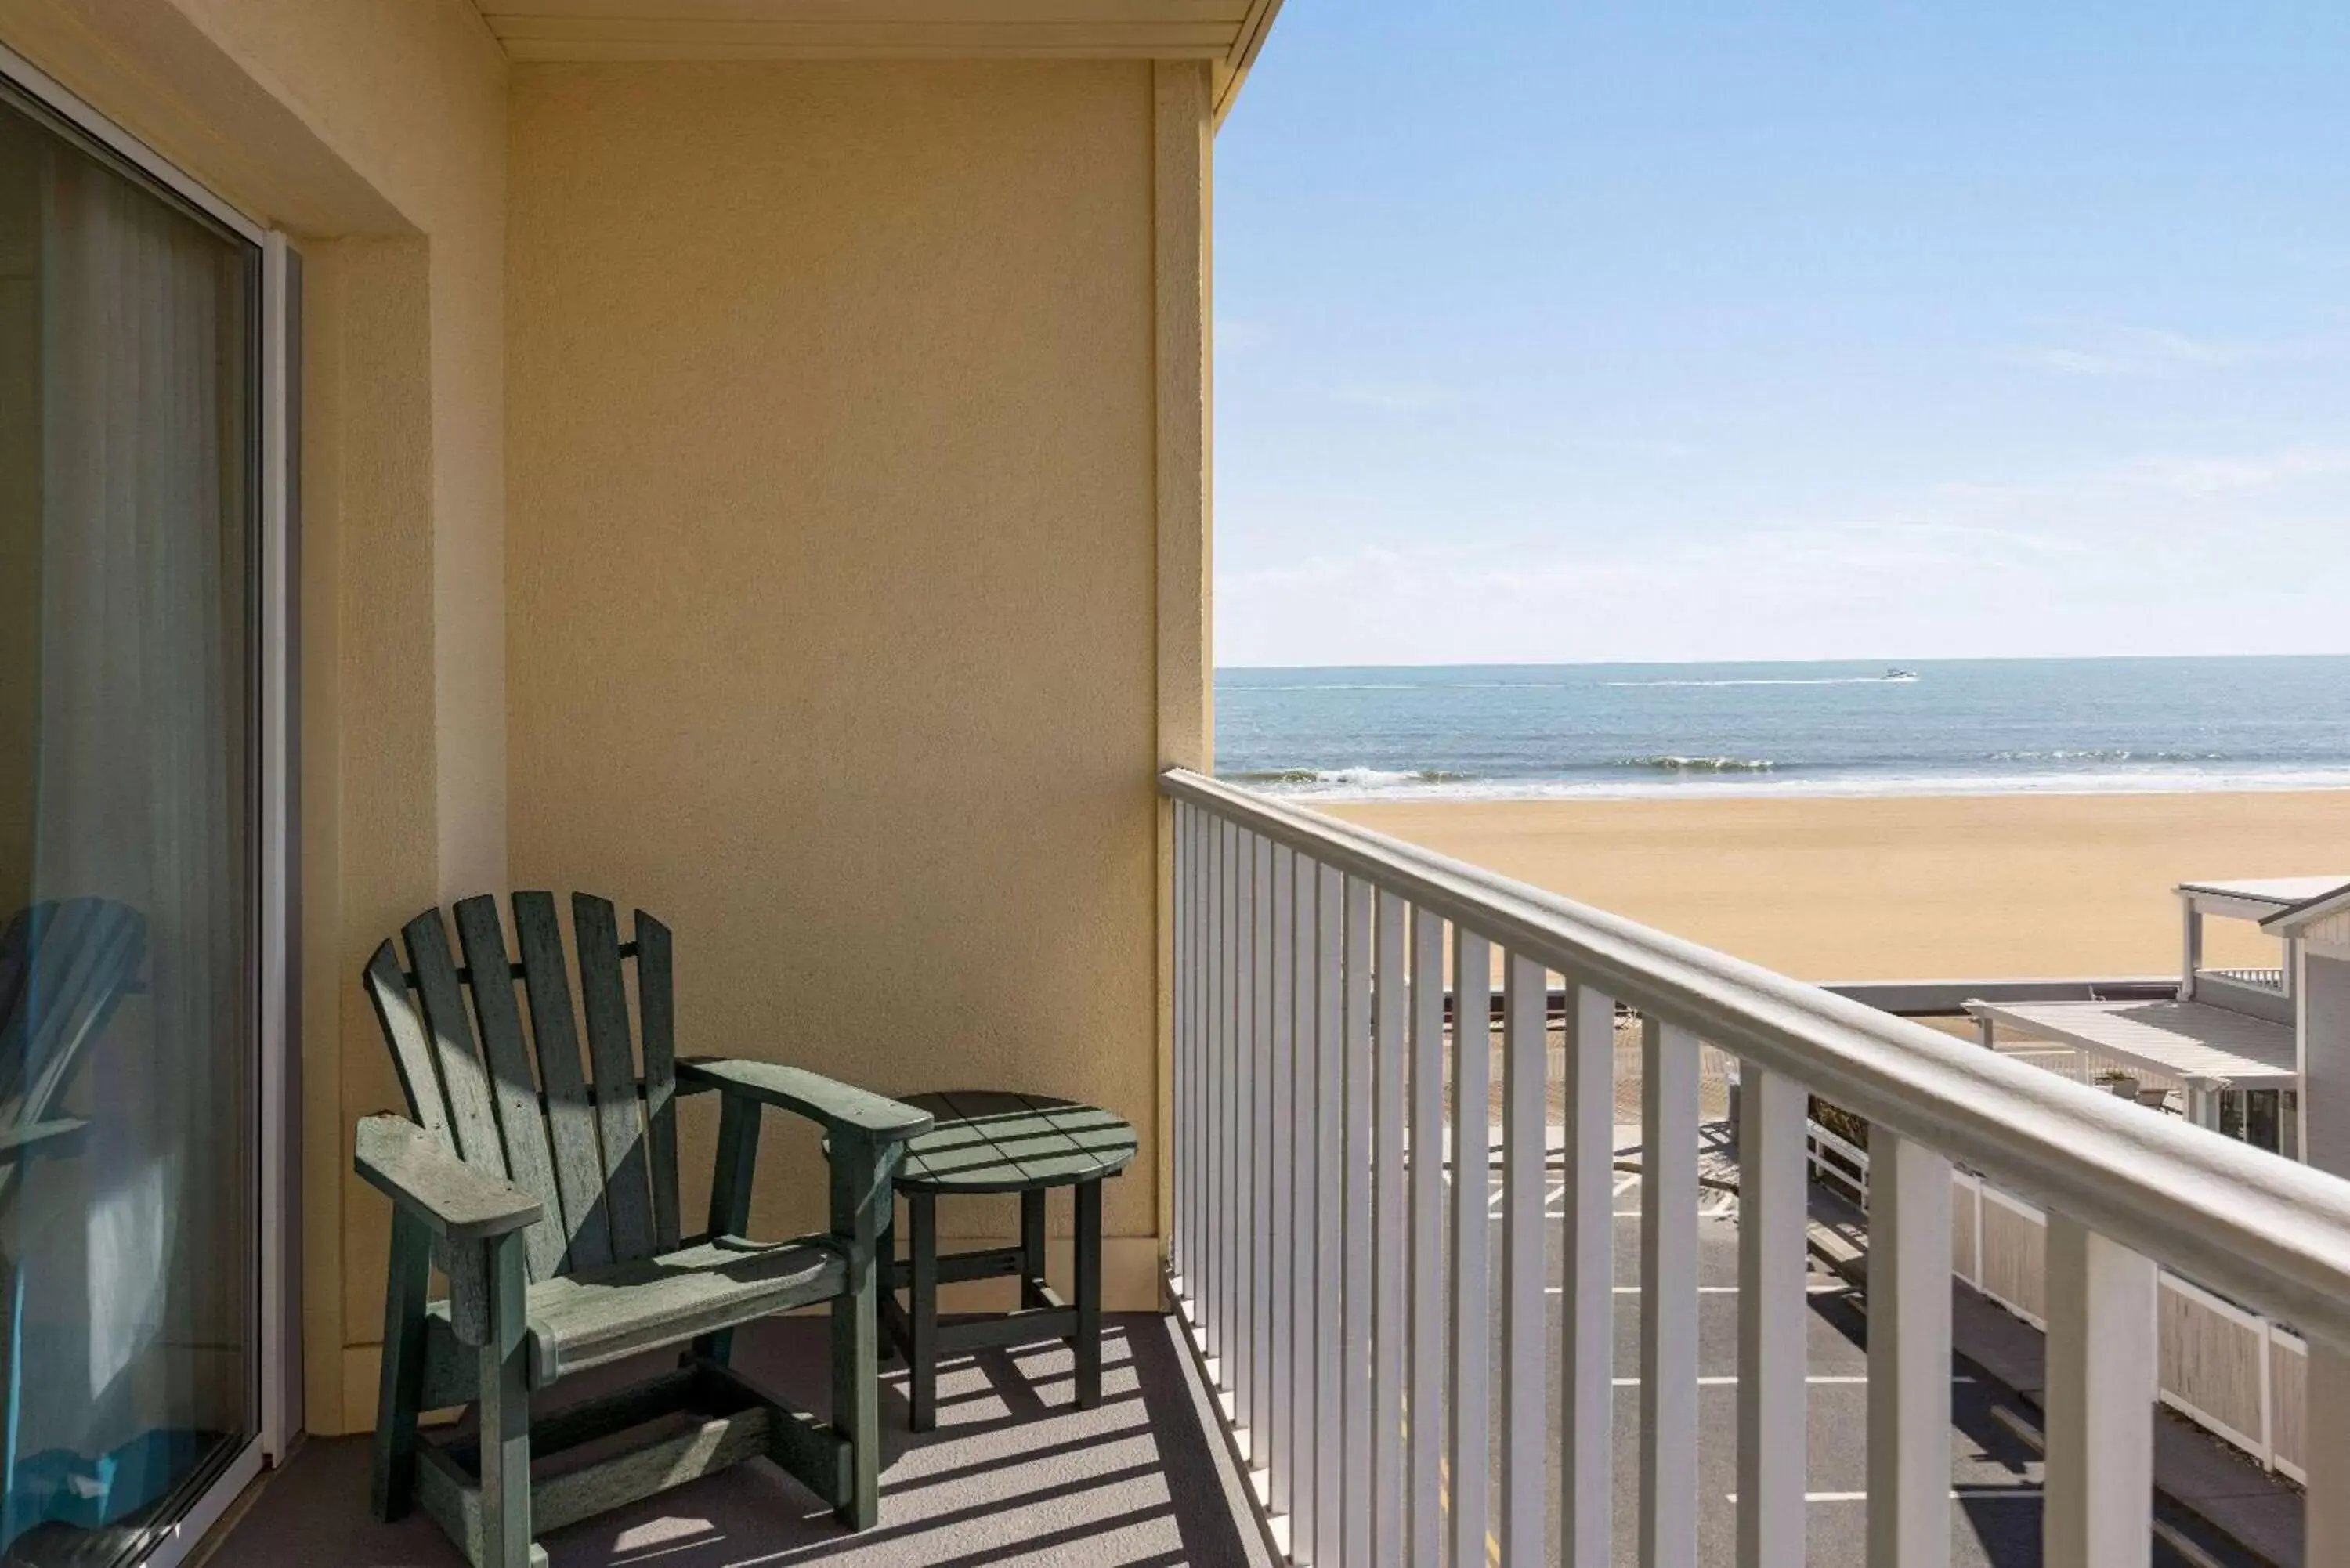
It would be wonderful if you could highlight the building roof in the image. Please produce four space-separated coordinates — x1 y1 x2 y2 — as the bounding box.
2178 875 2350 910
2262 879 2350 935
1965 997 2298 1092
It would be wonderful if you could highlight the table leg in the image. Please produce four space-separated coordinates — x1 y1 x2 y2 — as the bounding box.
1075 1179 1102 1409
1021 1188 1048 1310
910 1192 938 1432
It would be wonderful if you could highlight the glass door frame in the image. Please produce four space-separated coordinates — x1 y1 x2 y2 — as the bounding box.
0 38 300 1568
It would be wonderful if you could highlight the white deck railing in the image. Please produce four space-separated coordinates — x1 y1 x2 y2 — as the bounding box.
1160 767 2350 1567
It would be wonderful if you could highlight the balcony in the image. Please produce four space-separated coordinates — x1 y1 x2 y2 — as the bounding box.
202 769 2349 1567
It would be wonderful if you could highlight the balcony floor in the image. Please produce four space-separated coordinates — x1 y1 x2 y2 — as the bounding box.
208 1314 1268 1568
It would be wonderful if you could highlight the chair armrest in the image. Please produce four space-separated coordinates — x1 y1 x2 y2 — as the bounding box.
354 1115 542 1242
0 1117 89 1161
678 1058 934 1143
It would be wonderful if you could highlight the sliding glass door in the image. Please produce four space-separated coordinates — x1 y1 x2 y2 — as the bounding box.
0 78 261 1568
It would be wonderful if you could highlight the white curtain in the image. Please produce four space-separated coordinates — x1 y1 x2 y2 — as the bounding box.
2 107 253 1547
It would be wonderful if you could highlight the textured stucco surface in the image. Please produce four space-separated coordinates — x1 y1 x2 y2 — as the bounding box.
505 63 1166 1308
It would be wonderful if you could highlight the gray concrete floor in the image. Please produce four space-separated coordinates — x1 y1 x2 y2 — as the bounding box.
204 1313 1267 1568
1550 1169 2259 1566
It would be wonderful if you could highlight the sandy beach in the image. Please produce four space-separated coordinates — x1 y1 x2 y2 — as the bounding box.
1324 789 2350 982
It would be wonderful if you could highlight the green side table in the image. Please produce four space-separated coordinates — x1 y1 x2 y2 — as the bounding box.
878 1091 1137 1431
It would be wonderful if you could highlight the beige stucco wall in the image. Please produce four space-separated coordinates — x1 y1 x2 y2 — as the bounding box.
505 59 1177 1316
0 0 509 1435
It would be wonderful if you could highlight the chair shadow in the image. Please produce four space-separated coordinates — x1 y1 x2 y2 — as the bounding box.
205 1313 1263 1568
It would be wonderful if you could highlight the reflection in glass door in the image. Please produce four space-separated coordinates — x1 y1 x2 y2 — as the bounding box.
0 79 259 1568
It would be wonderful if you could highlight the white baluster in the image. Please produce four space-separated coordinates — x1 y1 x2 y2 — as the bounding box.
1206 814 1226 1367
2044 1216 2154 1567
1343 876 1375 1564
1372 891 1408 1567
1499 952 1547 1563
1173 803 1190 1299
1406 906 1446 1566
1267 844 1296 1520
1640 1017 1699 1568
1233 831 1256 1430
1291 852 1321 1563
1450 930 1493 1568
1250 835 1275 1475
2308 1341 2350 1566
1736 1060 1807 1568
1560 985 1614 1567
1314 862 1346 1555
1866 1132 1952 1568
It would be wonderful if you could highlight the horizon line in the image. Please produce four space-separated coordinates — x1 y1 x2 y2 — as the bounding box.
1216 651 2350 672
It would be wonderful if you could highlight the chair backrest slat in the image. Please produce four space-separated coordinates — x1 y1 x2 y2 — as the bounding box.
512 892 613 1273
634 911 680 1252
2 901 84 1103
573 894 656 1263
14 901 142 1117
400 910 508 1177
0 904 42 1089
1 901 145 1209
454 896 569 1281
363 939 453 1140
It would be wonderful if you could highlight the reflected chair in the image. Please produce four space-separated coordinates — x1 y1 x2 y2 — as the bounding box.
0 899 147 1551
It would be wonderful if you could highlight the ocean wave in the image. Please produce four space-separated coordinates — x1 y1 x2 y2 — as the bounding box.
1221 681 1564 693
1224 765 2350 804
1602 676 1915 688
1229 767 1474 788
1618 754 1777 774
1987 749 2226 763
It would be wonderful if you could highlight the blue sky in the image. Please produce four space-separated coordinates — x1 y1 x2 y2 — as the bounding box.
1212 2 2350 667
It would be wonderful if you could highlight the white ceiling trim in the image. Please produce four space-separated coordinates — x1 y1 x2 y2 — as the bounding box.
475 2 1278 65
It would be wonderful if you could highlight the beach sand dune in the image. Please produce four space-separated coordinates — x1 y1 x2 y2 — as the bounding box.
1325 789 2350 983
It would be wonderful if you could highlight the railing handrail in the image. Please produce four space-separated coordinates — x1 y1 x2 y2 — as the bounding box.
1161 766 2350 1346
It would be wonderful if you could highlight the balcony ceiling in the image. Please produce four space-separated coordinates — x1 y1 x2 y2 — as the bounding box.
472 1 1285 97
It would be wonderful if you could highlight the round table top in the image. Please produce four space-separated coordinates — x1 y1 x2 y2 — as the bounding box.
892 1091 1138 1195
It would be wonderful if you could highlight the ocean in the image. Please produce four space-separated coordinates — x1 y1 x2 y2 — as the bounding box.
1214 656 2350 802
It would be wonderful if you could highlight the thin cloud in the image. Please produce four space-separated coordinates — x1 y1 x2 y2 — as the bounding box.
2001 326 2341 378
2120 446 2350 495
1333 381 1457 411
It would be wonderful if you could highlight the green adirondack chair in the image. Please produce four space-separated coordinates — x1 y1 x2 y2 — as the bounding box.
355 891 931 1568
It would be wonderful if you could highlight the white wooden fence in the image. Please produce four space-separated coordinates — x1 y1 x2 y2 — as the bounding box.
1947 1168 2311 1482
1163 768 2350 1567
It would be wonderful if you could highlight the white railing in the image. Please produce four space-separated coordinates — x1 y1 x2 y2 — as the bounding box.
1804 1117 1871 1208
1162 767 2350 1568
2203 965 2288 993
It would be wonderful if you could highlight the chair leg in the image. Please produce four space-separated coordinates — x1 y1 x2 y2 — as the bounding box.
908 1193 938 1433
831 1128 887 1530
1074 1180 1102 1409
371 1210 432 1521
477 1233 536 1567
